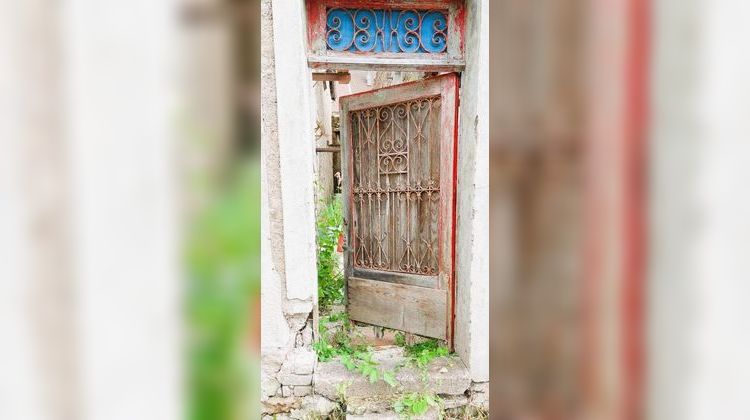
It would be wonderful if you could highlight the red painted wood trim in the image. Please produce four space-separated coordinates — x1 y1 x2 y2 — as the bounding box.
582 0 649 418
622 0 649 417
305 0 465 71
307 0 464 48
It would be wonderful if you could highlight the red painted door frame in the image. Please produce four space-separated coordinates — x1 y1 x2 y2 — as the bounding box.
582 0 648 418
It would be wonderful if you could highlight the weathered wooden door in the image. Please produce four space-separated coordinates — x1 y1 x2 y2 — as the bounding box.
340 73 459 347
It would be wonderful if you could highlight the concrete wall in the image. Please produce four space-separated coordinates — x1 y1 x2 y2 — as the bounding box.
260 0 319 406
454 0 490 383
649 0 750 418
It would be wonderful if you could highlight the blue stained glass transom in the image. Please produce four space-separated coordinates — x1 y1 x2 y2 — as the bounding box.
326 8 448 54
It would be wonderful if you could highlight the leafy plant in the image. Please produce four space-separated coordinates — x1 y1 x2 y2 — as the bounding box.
394 392 442 418
394 331 406 347
316 195 344 311
402 338 451 369
314 314 370 362
313 314 402 388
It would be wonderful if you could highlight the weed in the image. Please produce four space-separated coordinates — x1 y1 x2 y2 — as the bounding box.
394 331 406 347
314 314 400 389
316 195 344 311
393 392 442 418
315 315 463 418
402 338 451 369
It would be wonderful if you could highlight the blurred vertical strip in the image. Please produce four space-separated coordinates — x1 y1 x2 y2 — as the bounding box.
583 0 649 418
489 0 649 418
181 0 260 418
622 0 649 418
0 1 78 419
489 0 587 417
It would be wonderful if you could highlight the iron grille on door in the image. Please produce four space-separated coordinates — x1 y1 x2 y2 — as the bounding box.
341 73 458 344
350 96 442 275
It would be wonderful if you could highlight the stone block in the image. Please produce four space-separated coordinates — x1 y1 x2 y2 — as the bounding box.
281 385 293 397
261 370 280 398
345 397 393 415
469 381 489 410
293 385 312 397
301 324 313 346
278 372 313 386
261 396 301 415
289 395 338 419
262 347 287 373
347 408 439 419
470 381 489 394
441 394 469 409
290 348 316 374
314 347 470 400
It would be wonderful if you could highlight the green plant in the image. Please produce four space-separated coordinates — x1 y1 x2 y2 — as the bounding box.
402 338 451 369
391 337 453 418
313 313 370 363
335 381 351 404
316 195 344 311
394 331 406 347
313 314 402 388
394 392 442 418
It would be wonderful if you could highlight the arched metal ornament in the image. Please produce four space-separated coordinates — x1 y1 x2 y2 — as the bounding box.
307 0 465 71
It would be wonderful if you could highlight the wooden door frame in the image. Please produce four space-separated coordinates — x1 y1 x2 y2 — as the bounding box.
338 73 460 349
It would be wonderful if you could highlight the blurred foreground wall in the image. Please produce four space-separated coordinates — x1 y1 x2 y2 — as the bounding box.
490 0 750 419
0 0 180 419
648 0 750 419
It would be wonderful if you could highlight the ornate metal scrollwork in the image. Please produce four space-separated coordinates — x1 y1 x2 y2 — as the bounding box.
326 8 448 54
350 95 442 275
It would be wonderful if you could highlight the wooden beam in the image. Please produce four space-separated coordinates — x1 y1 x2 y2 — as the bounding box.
315 146 341 153
308 55 466 73
311 71 351 84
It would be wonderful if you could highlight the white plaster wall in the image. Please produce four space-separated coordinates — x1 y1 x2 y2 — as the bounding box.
270 0 317 304
261 142 291 349
649 0 750 418
455 0 489 383
260 0 291 351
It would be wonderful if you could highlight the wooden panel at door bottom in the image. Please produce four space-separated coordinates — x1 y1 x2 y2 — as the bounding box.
347 277 447 339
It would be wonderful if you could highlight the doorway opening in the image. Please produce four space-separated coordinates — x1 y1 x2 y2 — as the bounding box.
312 70 459 350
